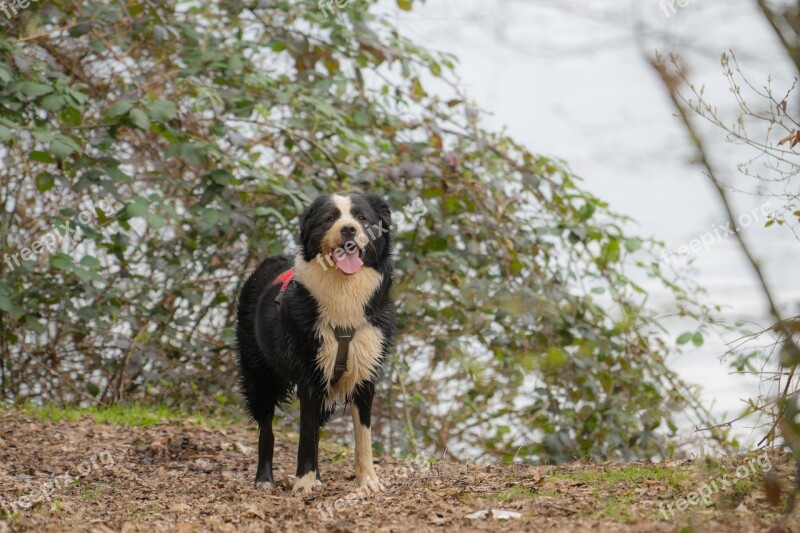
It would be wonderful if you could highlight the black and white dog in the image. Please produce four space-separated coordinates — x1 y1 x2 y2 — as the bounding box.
236 193 395 494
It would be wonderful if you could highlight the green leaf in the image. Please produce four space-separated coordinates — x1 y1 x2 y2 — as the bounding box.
18 82 53 97
73 267 92 282
0 125 10 141
254 207 287 224
106 100 133 118
126 197 149 217
49 134 81 159
147 212 166 229
426 236 448 251
106 166 132 183
35 173 55 192
51 254 74 270
42 93 66 111
129 108 150 130
600 238 621 265
146 100 177 122
201 207 220 225
79 256 100 268
0 63 13 84
397 0 413 11
0 295 11 313
208 169 232 185
61 106 83 126
353 110 370 126
624 238 643 252
676 332 693 345
692 332 704 347
580 202 597 221
26 315 44 333
30 151 55 164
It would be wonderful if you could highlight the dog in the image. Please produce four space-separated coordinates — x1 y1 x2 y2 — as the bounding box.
236 192 395 494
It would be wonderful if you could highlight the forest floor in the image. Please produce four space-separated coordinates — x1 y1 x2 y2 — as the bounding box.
0 406 798 532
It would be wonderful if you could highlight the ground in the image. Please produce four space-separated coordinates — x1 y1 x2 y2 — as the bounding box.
0 406 799 532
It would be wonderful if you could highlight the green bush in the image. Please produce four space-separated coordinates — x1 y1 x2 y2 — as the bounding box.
0 0 724 462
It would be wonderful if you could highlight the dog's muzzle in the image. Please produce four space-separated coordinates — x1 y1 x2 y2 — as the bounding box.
330 225 364 275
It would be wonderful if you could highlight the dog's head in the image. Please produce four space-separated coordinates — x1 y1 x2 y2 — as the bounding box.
299 193 391 275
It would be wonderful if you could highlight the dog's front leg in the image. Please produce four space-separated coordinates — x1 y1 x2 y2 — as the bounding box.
352 383 384 493
293 384 323 494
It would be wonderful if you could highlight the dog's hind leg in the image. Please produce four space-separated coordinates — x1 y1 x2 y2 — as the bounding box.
352 382 384 493
254 405 275 489
293 384 324 494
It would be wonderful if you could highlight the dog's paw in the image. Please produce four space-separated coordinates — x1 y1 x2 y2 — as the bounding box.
292 471 322 495
253 480 274 490
356 473 385 495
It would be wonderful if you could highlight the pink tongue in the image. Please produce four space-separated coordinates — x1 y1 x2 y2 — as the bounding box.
334 252 363 275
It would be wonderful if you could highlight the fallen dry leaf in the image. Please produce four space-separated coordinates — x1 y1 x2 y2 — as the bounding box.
778 131 800 148
0 410 796 532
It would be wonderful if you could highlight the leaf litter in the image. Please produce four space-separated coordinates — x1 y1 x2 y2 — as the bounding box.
0 410 798 532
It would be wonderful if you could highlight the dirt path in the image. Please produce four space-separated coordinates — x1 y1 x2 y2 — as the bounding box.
0 409 798 532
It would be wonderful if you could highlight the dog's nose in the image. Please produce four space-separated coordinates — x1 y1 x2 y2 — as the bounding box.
340 225 357 238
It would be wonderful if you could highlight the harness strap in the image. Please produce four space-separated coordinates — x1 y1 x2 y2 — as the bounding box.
272 269 295 306
331 326 356 385
271 269 354 385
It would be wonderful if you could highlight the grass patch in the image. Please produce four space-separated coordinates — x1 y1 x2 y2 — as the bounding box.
12 403 234 428
126 502 160 521
551 464 688 489
79 485 103 502
490 485 538 501
600 497 633 522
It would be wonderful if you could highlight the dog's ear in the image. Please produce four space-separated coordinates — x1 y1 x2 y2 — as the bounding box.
299 204 311 252
365 194 391 234
298 196 323 255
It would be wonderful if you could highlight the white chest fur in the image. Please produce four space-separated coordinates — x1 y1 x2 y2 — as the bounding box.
294 254 385 406
317 324 384 406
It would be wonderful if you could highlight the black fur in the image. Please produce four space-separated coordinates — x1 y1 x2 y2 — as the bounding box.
236 193 395 489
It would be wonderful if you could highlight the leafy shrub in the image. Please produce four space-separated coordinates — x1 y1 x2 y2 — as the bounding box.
0 0 724 461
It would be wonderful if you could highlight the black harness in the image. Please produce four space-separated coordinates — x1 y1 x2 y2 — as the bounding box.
330 326 355 385
273 269 353 385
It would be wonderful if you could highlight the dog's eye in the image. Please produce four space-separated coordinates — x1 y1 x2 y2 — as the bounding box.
327 216 336 222
358 215 367 222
